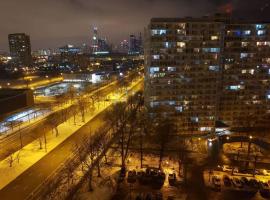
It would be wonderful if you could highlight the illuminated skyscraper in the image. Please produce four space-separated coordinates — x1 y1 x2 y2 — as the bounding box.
92 27 99 53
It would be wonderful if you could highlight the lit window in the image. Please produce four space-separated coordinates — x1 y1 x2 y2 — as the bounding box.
267 95 270 100
257 30 266 36
228 85 244 90
235 30 241 36
152 55 160 60
257 41 270 46
168 67 176 72
209 65 219 71
168 101 175 105
211 36 218 40
177 42 185 48
149 67 159 73
202 48 220 53
242 69 247 74
249 69 255 75
256 24 266 30
150 101 160 107
177 29 186 34
200 127 211 132
151 29 166 36
175 106 183 112
243 30 251 36
241 42 248 47
191 117 199 123
194 48 200 53
240 53 248 58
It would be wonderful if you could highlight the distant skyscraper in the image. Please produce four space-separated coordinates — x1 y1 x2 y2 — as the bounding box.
129 34 143 54
119 39 129 54
92 27 99 53
129 35 137 54
91 27 110 54
8 33 32 66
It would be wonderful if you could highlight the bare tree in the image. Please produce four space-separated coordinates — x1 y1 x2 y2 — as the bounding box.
7 153 14 167
47 112 61 137
155 118 176 169
77 97 87 123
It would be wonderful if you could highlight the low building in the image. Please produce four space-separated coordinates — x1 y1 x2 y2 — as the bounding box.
0 89 34 117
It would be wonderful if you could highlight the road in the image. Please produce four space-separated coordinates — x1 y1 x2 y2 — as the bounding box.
0 72 140 161
0 78 143 200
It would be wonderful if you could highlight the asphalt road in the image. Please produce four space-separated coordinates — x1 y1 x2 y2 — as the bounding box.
0 78 143 200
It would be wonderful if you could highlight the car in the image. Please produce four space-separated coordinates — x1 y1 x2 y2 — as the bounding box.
127 170 137 183
240 177 249 186
249 179 260 190
259 181 270 198
212 176 221 189
223 175 232 187
262 169 270 176
222 165 238 173
168 173 176 186
232 177 243 188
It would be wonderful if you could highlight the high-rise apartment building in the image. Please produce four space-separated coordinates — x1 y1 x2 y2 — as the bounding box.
8 33 32 66
145 14 270 134
221 22 270 128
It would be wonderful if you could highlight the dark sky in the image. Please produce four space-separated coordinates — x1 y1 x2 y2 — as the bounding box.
1 0 270 51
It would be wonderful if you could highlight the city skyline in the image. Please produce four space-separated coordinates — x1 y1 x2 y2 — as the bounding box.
1 0 270 51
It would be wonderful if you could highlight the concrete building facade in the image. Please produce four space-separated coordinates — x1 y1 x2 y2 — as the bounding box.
144 14 270 133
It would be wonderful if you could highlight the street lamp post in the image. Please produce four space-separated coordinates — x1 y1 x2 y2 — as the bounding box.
246 135 253 169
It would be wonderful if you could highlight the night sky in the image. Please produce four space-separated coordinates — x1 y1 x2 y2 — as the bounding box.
1 0 270 51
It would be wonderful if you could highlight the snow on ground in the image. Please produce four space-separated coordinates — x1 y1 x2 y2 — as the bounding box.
0 101 110 190
76 150 186 200
223 142 263 155
77 165 119 200
0 78 142 190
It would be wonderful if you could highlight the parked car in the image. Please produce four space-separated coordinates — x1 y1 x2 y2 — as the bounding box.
223 175 232 187
259 181 270 198
249 179 260 190
240 177 249 187
222 165 238 173
262 169 270 176
232 177 243 188
127 170 137 183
